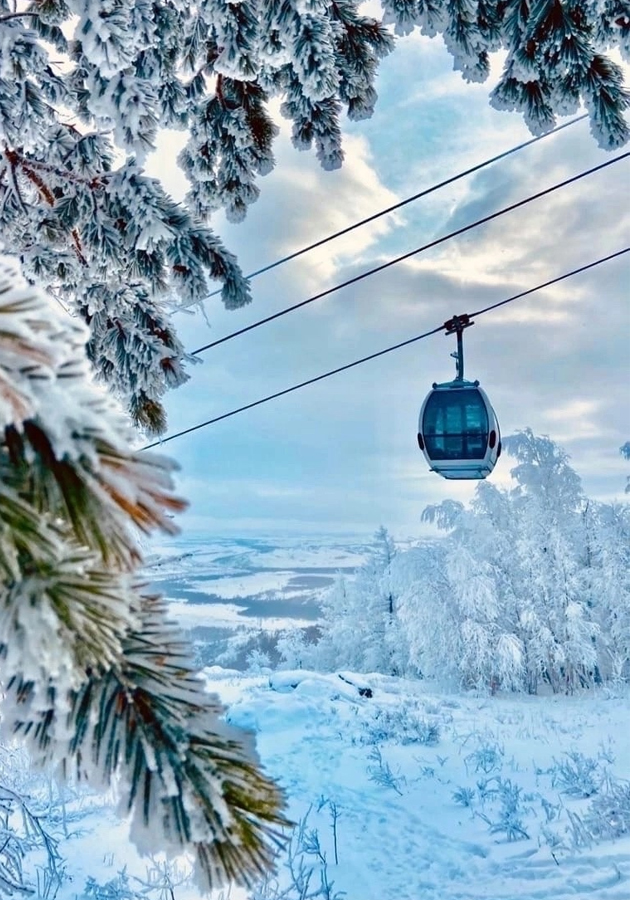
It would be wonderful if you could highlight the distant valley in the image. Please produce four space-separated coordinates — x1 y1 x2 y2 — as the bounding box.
143 534 372 668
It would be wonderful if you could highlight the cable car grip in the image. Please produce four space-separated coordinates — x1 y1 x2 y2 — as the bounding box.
443 313 474 334
443 314 474 381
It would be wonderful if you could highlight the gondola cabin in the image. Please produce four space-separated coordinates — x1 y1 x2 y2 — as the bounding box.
416 314 500 480
417 379 501 479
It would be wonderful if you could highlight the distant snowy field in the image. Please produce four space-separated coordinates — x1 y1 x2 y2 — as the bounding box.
142 535 373 665
56 669 630 900
25 534 630 899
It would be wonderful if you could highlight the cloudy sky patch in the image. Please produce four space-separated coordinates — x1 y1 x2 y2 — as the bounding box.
146 28 630 537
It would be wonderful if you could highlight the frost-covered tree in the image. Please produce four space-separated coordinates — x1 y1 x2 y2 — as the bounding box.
0 0 393 431
1 0 628 431
406 494 528 691
0 256 286 894
311 526 408 674
405 431 616 692
316 432 629 695
311 573 368 671
587 500 630 679
621 441 630 492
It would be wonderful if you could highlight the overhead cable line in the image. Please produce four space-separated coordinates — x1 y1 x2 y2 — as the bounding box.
191 151 629 356
203 115 587 300
143 246 629 451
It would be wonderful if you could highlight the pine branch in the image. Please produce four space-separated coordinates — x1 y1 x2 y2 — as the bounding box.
4 148 107 188
0 13 40 23
5 150 55 206
5 149 88 267
0 255 286 891
4 597 289 893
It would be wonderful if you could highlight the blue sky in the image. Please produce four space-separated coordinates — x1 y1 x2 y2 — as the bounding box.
146 29 630 538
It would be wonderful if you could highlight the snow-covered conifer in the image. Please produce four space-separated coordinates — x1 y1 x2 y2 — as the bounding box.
0 255 286 892
312 527 407 674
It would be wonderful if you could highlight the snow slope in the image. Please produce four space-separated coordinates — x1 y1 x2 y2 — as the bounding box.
212 669 630 900
55 668 630 900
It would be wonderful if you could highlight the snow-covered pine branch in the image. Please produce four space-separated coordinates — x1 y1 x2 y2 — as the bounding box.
0 133 250 432
0 254 287 891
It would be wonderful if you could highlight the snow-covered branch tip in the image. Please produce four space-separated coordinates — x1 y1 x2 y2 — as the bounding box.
4 598 290 894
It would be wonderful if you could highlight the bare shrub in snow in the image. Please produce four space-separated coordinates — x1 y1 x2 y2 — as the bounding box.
452 786 476 808
360 702 440 746
81 872 140 900
249 809 345 900
80 858 188 900
551 752 607 798
463 777 534 842
565 809 595 850
0 779 65 897
583 780 630 840
366 746 406 795
487 780 531 842
464 739 505 776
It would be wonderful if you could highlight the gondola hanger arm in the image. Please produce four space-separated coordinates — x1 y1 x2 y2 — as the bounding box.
443 314 474 381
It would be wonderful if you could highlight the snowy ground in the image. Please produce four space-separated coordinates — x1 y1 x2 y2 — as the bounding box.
13 535 630 899
49 669 630 900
